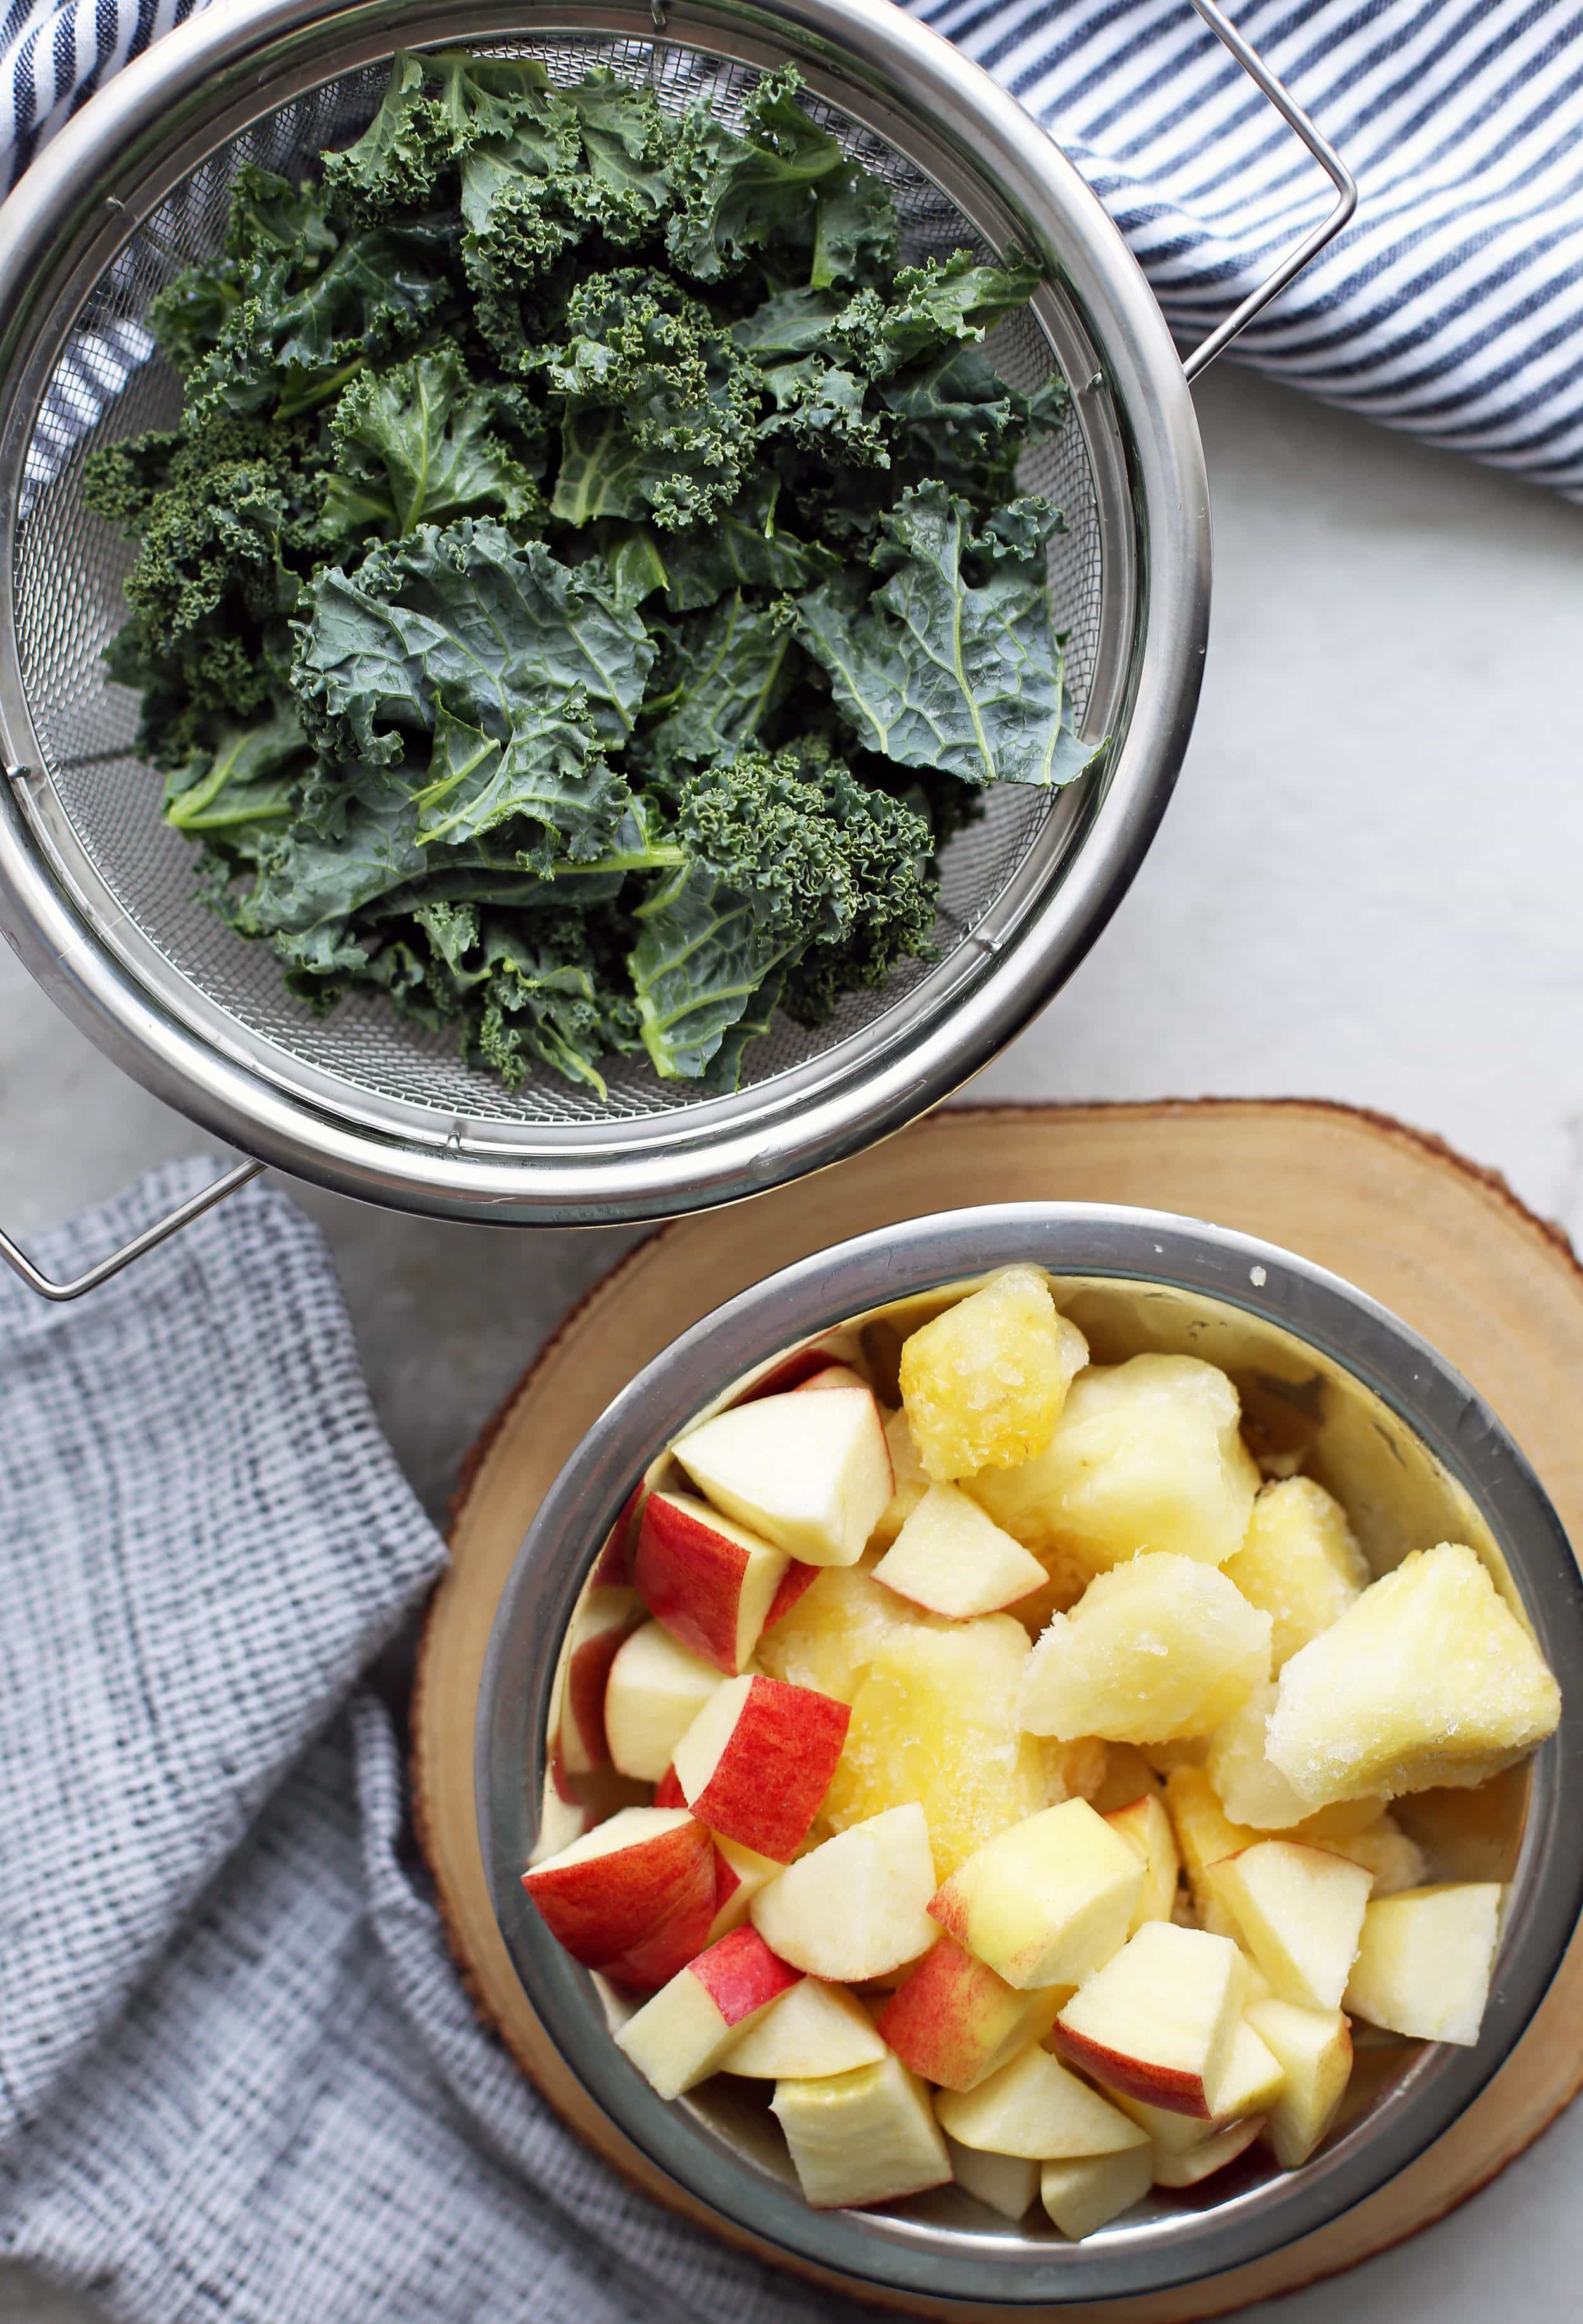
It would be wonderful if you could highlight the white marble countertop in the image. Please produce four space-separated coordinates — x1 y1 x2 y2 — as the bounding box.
3 361 1582 2323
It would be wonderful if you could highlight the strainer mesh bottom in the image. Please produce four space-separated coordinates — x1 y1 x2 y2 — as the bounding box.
14 39 1102 1130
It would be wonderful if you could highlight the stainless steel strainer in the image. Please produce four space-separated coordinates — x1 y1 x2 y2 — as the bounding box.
0 0 1352 1291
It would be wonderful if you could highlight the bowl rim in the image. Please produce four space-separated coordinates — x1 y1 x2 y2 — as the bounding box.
477 1202 1583 2303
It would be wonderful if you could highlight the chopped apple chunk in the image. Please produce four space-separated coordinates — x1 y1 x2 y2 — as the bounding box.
1342 1883 1503 2045
1206 1842 1372 2012
971 1355 1260 1574
899 1266 1087 1481
770 2054 951 2209
871 1405 929 1548
936 2043 1148 2159
722 1976 885 2079
930 1799 1144 1988
1266 1543 1561 1807
673 1672 848 1861
822 1614 1068 1878
614 1926 800 2099
1245 1998 1353 2166
1018 1555 1270 1744
876 1935 1067 2091
1053 1921 1247 2118
1223 1478 1369 1671
604 1620 724 1783
1104 1793 1181 1931
1163 1768 1259 1936
947 2139 1040 2220
1152 2114 1264 2187
672 1384 892 1567
1040 2147 1154 2239
1321 1813 1426 1896
751 1803 938 1981
872 1481 1048 1618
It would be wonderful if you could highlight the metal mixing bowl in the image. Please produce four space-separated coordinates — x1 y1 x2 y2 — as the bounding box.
479 1203 1583 2304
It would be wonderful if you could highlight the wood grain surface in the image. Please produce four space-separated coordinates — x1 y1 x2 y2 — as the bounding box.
411 1098 1583 2318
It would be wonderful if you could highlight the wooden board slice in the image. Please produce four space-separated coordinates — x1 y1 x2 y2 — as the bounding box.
412 1098 1583 2320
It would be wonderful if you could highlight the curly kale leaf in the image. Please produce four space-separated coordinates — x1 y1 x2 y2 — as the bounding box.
410 700 631 868
293 515 653 763
322 346 543 538
546 270 760 531
660 70 888 288
796 482 1092 789
641 593 798 780
163 697 309 837
628 747 933 1081
322 51 558 222
652 477 835 612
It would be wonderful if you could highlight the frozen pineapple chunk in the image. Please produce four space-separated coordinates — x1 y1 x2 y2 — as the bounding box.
1164 1767 1259 1935
971 1355 1260 1575
1018 1554 1270 1744
1223 1478 1370 1671
899 1266 1087 1482
1266 1542 1561 1807
755 1563 933 1704
822 1614 1068 1878
1209 1676 1325 1830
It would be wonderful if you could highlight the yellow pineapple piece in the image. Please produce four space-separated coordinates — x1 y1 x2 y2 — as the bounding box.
870 1407 928 1550
1018 1554 1270 1744
822 1615 1068 1877
1266 1542 1561 1807
970 1355 1260 1576
1223 1478 1370 1671
756 1564 937 1704
899 1266 1087 1483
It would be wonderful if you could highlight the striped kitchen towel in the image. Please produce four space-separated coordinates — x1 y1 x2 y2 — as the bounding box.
3 0 1582 493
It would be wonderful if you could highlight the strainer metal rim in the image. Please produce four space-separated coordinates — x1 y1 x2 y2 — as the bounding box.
0 0 1210 1226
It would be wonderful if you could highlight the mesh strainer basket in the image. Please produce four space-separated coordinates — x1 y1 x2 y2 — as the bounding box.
0 0 1351 1291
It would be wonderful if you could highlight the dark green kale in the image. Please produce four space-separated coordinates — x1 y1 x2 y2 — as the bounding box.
85 49 1100 1098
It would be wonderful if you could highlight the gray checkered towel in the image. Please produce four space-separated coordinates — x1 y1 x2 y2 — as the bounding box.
0 1159 850 2324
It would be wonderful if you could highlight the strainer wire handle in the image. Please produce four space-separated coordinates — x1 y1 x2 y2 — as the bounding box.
0 1159 264 1302
1181 0 1358 382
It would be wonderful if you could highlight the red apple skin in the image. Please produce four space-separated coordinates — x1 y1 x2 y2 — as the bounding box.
562 1600 645 1773
633 1493 771 1674
521 1815 716 1976
762 1560 820 1633
691 1925 801 2025
874 1936 1027 2092
590 1485 646 1589
793 1363 868 1394
653 1764 686 1809
1050 2022 1213 2120
745 1347 850 1399
686 1677 850 1861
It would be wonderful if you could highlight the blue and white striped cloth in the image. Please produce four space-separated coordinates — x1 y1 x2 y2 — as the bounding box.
4 0 1583 494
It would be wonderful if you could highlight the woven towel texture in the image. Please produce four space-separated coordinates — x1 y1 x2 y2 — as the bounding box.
0 1163 854 2324
4 0 1583 493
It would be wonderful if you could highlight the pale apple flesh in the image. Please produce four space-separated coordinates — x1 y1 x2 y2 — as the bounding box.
770 2054 952 2209
615 1925 802 2099
1104 1793 1181 1931
705 1834 782 1944
672 1385 894 1567
946 2137 1040 2221
1246 1997 1353 2166
935 2043 1149 2160
672 1672 849 1862
721 1976 886 2078
1342 1883 1503 2045
928 1799 1144 1989
1041 2146 1155 2240
603 1619 724 1783
1207 1840 1373 2013
751 1803 939 1981
1152 2113 1265 2188
1053 1922 1247 2119
871 1481 1049 1619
